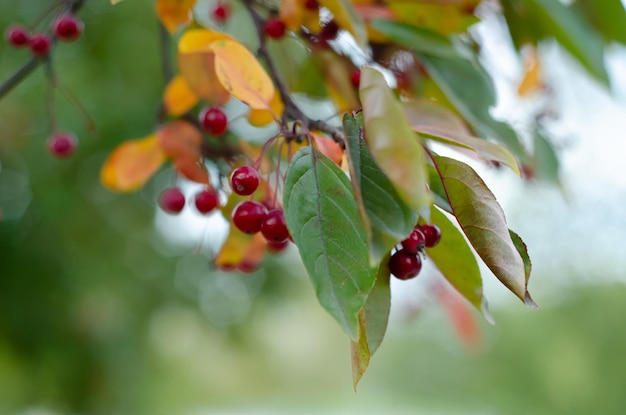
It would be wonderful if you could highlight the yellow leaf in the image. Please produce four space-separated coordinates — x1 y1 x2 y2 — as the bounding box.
214 224 267 270
178 29 232 104
210 39 275 109
280 0 303 30
101 135 166 192
318 0 367 46
247 89 284 126
156 0 197 33
518 46 543 96
163 75 198 116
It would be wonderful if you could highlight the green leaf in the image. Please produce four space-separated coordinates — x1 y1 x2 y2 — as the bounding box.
400 100 520 175
500 0 609 85
533 130 560 183
283 147 375 338
359 67 431 215
351 258 391 389
509 230 538 309
425 206 492 322
575 0 626 44
343 113 418 264
430 155 527 302
418 55 527 160
369 19 459 58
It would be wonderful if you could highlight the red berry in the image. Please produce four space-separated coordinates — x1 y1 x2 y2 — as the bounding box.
232 200 267 234
401 229 425 254
304 0 318 10
30 33 52 56
230 166 260 196
261 209 289 242
53 14 83 41
238 260 260 273
388 249 422 280
267 239 289 253
199 106 228 135
264 18 286 39
212 2 230 22
6 26 30 47
159 187 186 214
350 69 361 88
47 133 77 158
194 188 219 214
419 223 442 248
320 20 339 41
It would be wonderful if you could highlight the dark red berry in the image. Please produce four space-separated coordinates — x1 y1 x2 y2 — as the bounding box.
304 0 318 10
212 2 230 23
401 229 425 254
267 239 289 253
264 18 286 39
6 26 30 47
419 223 442 248
159 187 186 214
194 188 219 214
389 249 422 280
53 14 83 41
320 20 339 41
261 209 289 242
230 166 260 196
30 33 52 56
199 106 228 135
350 69 361 88
238 260 260 273
47 133 77 158
232 200 267 234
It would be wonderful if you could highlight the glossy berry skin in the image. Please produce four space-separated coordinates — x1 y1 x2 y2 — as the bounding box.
267 238 289 253
212 2 230 23
232 200 268 234
401 229 425 254
350 69 361 88
53 14 83 41
389 249 422 280
199 107 228 135
6 26 30 47
159 187 186 214
194 188 219 214
230 166 260 196
304 0 318 10
264 18 286 39
30 33 52 56
261 209 290 242
47 133 77 158
419 223 442 248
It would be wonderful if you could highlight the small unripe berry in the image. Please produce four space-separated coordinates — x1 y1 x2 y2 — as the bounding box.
350 69 361 88
264 18 286 39
261 209 289 242
199 106 228 135
53 14 83 41
30 33 52 56
230 166 260 196
194 188 219 214
159 187 186 214
419 223 442 248
232 200 267 234
47 133 77 158
320 20 339 41
389 249 422 280
6 26 30 47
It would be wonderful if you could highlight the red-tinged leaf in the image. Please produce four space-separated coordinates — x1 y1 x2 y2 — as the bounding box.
178 29 232 105
163 75 198 116
101 135 166 192
156 120 203 159
430 155 527 303
209 39 275 110
312 132 344 165
156 0 197 33
435 281 482 351
174 157 209 185
359 66 431 215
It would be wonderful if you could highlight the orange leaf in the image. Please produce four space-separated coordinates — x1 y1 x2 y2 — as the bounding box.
311 132 344 165
435 281 482 351
178 28 232 53
101 135 166 192
210 39 275 109
156 120 203 159
214 227 266 269
156 0 197 33
280 0 303 30
163 75 198 116
518 46 543 96
247 89 284 127
174 156 210 184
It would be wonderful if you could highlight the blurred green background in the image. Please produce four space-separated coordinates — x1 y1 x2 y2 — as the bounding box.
2 1 626 414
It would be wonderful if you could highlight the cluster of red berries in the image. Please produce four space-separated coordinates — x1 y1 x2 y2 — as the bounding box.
5 14 83 57
159 186 220 215
230 166 290 251
389 223 442 281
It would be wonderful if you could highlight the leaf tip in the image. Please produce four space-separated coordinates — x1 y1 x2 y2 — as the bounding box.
524 291 540 309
